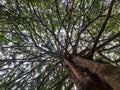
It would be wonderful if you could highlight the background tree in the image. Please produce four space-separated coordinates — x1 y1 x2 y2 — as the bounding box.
0 0 120 90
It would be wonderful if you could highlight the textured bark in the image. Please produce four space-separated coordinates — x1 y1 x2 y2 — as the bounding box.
63 56 120 90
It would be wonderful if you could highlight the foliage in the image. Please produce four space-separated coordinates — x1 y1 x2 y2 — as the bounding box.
0 0 120 89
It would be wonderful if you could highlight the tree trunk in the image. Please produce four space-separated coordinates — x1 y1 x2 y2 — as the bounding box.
62 56 120 90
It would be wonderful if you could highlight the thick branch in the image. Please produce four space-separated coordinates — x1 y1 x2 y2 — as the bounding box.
88 0 115 59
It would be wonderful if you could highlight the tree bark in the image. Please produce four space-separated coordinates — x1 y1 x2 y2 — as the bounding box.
62 56 120 90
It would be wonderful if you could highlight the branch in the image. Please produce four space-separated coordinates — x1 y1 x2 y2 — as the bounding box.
37 62 60 90
96 31 120 51
88 0 115 59
72 13 101 54
49 75 68 90
100 44 120 51
97 51 112 62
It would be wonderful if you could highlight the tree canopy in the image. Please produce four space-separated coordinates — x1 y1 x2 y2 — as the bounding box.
0 0 120 90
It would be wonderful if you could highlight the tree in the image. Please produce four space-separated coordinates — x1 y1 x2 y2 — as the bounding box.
0 0 120 90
